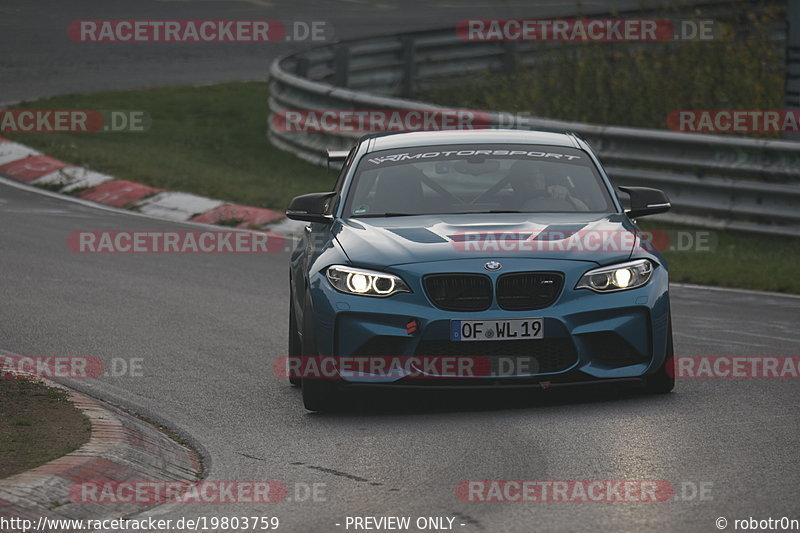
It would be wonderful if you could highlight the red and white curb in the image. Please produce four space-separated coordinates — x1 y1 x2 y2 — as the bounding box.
136 192 224 222
0 138 286 230
0 141 40 166
0 365 202 523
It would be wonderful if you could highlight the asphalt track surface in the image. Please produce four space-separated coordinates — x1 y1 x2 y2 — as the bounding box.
2 0 799 531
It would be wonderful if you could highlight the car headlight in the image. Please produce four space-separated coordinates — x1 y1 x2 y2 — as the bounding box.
576 259 653 293
326 265 411 297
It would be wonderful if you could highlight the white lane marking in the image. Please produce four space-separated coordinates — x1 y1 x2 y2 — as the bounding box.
720 330 800 344
0 207 93 217
674 331 767 348
671 283 800 301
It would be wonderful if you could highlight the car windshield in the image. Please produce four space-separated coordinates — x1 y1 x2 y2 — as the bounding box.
344 144 615 217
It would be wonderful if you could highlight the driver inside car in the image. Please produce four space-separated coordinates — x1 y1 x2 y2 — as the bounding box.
508 161 590 212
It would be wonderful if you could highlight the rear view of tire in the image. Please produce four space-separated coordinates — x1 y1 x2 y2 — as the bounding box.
288 296 302 387
642 315 675 394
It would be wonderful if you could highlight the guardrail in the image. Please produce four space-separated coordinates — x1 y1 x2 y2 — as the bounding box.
268 1 800 236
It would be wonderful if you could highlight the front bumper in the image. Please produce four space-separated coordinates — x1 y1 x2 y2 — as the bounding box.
306 257 670 386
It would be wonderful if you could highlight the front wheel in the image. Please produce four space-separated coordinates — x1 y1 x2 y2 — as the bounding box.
287 292 301 387
300 292 338 411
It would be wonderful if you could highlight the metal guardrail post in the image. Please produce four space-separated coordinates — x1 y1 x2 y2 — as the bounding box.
334 45 350 88
785 0 800 140
503 41 518 73
296 56 310 78
401 36 417 98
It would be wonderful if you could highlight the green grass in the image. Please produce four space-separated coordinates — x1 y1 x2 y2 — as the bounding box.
640 221 800 294
4 82 331 210
0 377 90 478
419 3 784 136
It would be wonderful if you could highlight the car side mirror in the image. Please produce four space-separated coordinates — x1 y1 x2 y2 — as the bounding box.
618 186 671 218
327 149 349 171
286 192 336 223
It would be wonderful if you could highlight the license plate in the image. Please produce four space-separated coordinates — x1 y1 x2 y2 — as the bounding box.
450 318 544 342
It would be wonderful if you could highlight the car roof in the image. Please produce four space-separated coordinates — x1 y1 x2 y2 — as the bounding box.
364 129 580 152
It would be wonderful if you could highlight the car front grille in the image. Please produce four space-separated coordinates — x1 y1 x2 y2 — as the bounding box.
424 271 564 312
415 338 577 376
423 274 492 311
496 272 564 310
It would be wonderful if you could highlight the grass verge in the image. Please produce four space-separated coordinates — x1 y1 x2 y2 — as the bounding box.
640 221 800 294
0 377 91 479
418 3 784 136
3 82 331 210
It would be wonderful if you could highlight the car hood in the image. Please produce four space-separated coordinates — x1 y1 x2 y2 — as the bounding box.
332 213 641 268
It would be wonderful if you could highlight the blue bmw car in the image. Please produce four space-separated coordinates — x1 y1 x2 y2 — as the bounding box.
287 129 674 411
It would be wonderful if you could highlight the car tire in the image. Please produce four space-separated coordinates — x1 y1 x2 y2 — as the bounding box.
300 292 338 411
288 292 302 387
642 314 675 394
302 375 338 412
